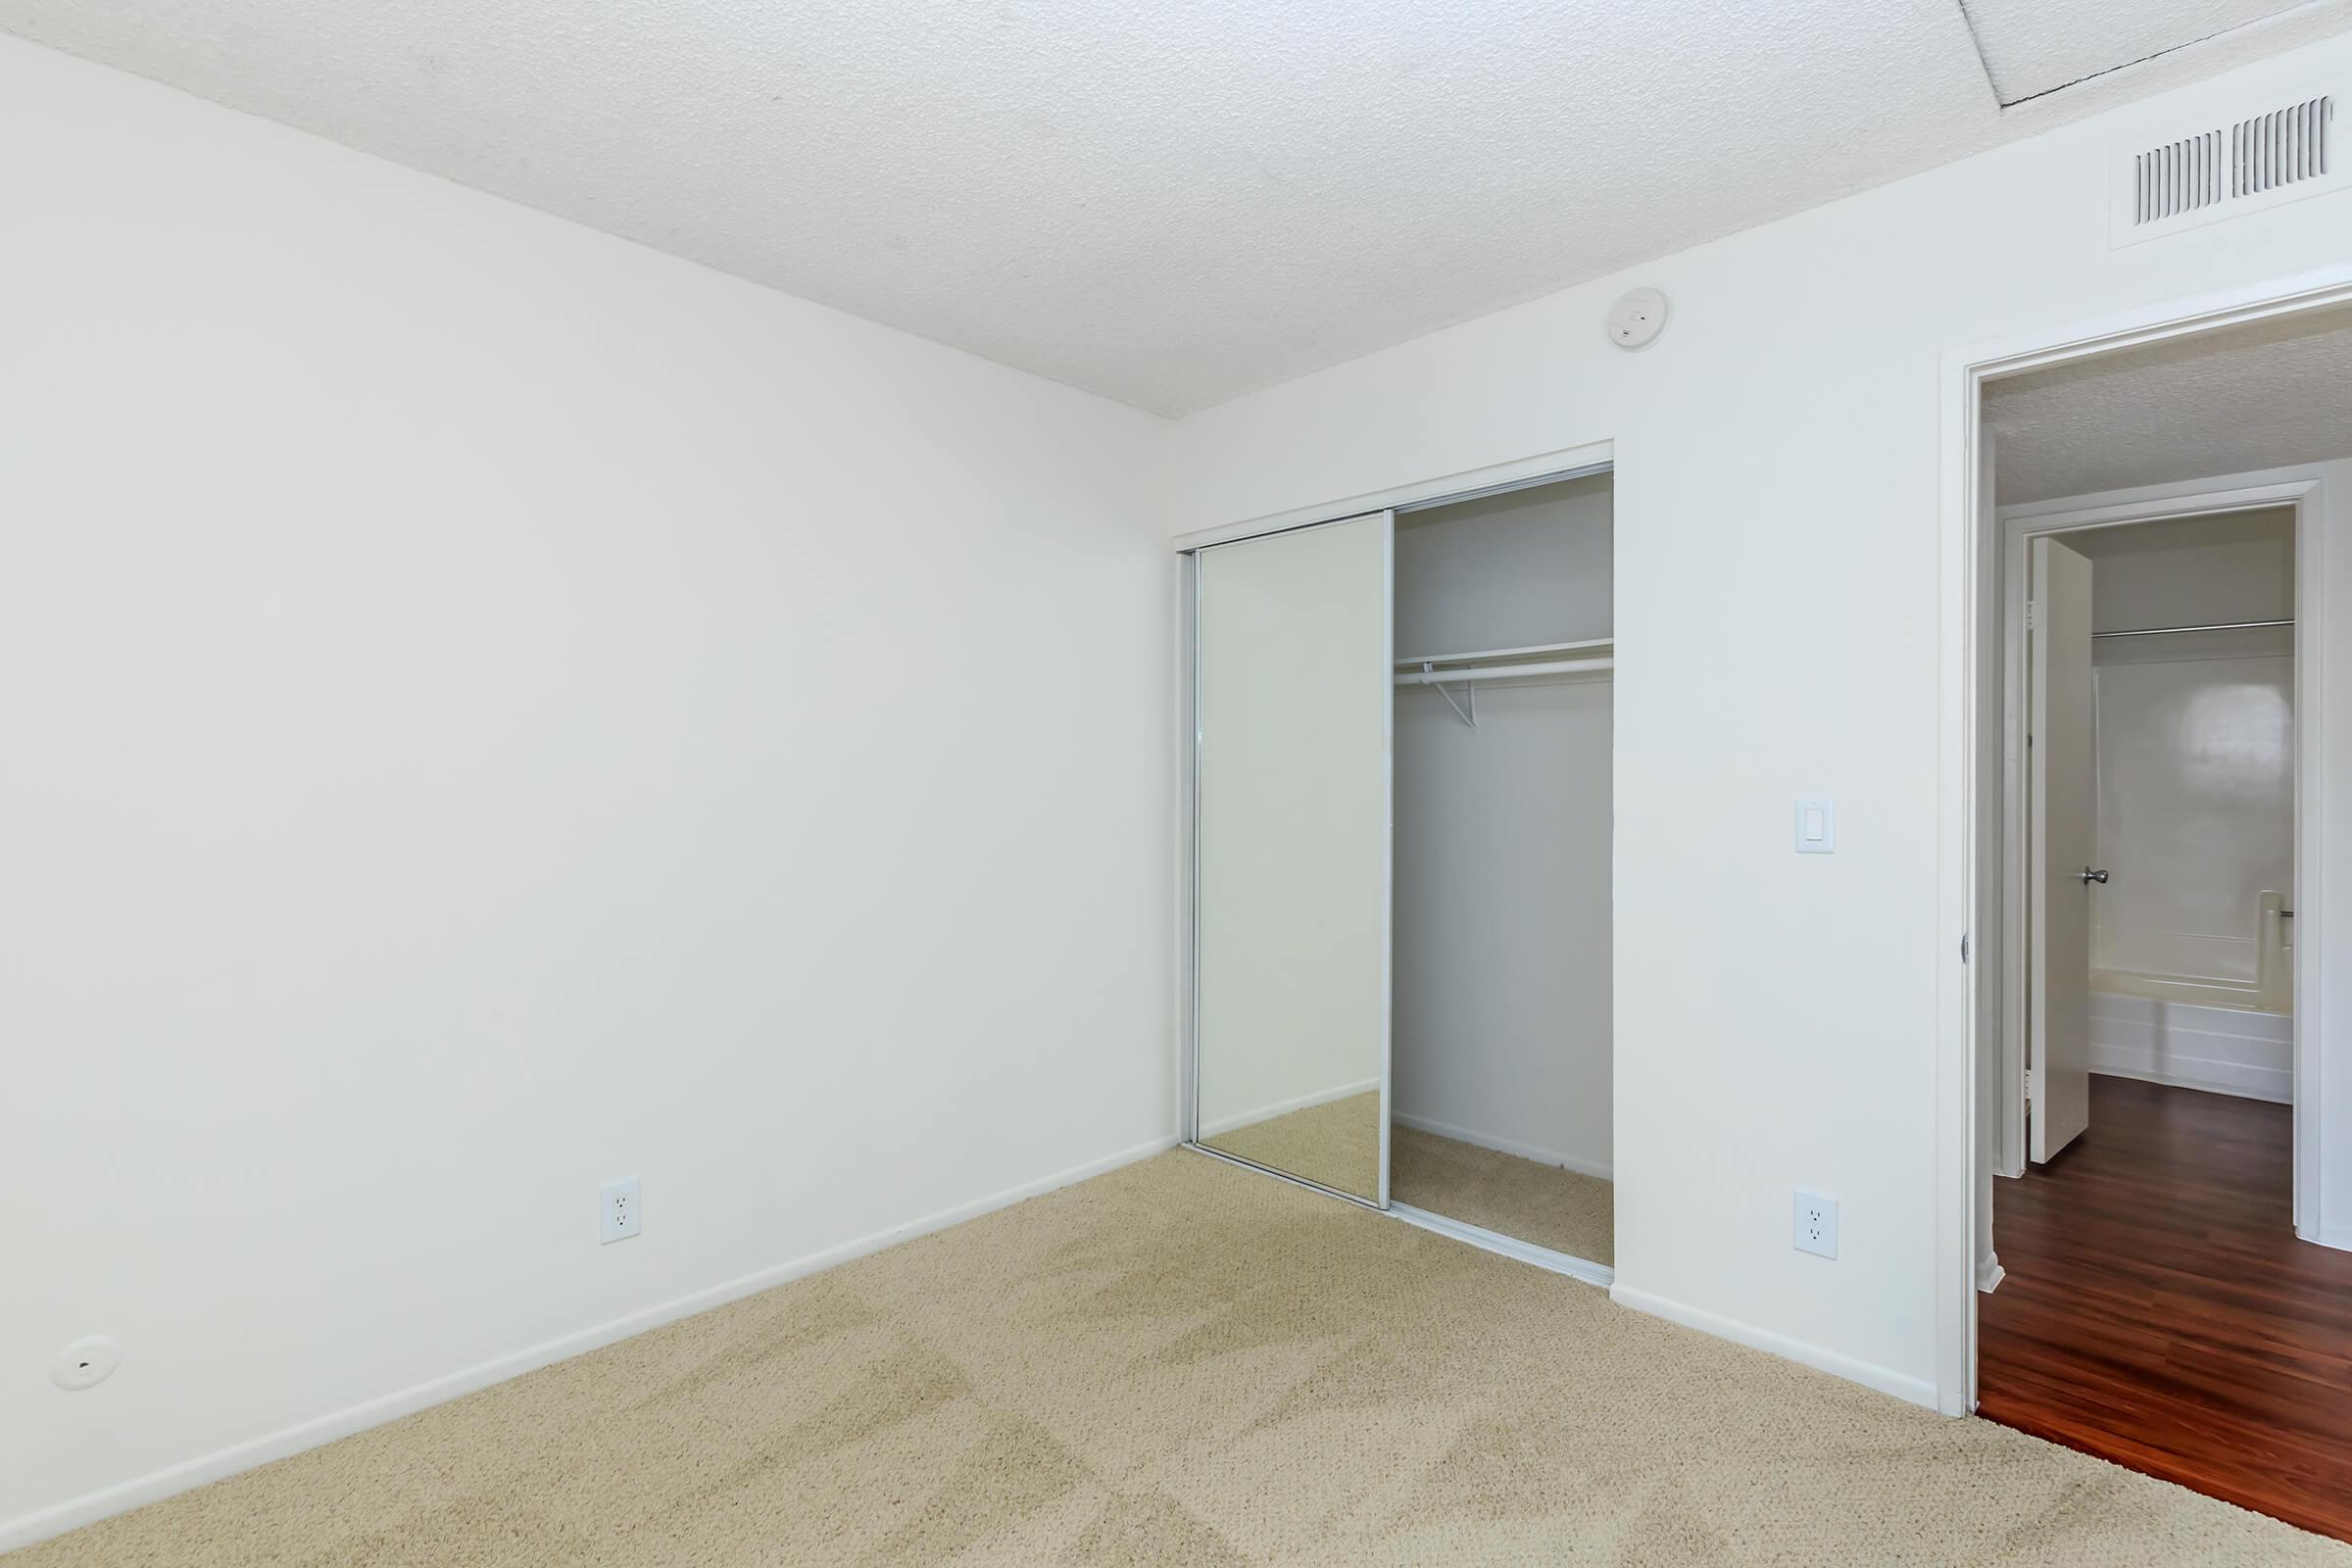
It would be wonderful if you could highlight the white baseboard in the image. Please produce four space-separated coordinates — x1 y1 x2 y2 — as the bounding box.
1977 1251 2006 1294
1200 1078 1379 1139
1390 1110 1613 1181
1607 1281 1937 1410
0 1133 1180 1556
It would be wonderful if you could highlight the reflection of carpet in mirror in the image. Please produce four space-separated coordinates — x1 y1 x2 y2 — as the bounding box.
1202 1091 1379 1199
1391 1127 1612 1267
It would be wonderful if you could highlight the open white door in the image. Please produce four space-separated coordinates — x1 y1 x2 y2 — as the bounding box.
2029 536 2096 1162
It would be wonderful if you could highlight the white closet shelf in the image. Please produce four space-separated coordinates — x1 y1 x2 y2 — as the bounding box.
1394 637 1614 687
1393 636 1612 670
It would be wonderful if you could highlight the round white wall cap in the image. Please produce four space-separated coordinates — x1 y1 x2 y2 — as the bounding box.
52 1336 121 1392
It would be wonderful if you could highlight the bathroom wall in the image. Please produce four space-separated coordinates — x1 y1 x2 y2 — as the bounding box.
1392 478 1614 1175
2079 511 2296 986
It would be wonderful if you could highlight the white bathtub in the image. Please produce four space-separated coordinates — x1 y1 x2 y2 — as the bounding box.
2087 979 2291 1103
2091 967 2277 1012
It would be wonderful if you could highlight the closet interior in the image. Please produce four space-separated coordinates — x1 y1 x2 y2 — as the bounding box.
1390 473 1615 1268
1187 466 1614 1277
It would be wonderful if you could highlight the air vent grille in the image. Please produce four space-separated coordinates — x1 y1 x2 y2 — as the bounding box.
2122 93 2338 237
2233 96 2331 198
2134 131 2223 224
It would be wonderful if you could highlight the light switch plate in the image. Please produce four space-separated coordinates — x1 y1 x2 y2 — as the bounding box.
1795 795 1836 855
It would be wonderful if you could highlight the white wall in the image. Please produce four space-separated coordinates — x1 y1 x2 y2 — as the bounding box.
0 38 1172 1547
1393 479 1613 1176
1167 37 2352 1402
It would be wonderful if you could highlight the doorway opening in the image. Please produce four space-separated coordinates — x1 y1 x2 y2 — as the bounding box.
1967 301 2352 1539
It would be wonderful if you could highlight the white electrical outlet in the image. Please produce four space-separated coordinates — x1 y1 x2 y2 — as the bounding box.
1793 1191 1838 1259
600 1177 642 1245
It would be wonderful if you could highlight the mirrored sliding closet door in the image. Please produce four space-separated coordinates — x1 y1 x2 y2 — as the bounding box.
1191 512 1393 1205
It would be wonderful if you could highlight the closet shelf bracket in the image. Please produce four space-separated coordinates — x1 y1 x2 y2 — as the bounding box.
1423 661 1478 728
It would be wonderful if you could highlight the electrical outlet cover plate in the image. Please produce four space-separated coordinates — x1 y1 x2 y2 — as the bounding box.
1793 1191 1838 1259
600 1177 642 1245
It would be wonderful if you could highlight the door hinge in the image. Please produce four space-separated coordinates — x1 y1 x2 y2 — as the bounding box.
2025 600 2038 631
2024 1068 2037 1107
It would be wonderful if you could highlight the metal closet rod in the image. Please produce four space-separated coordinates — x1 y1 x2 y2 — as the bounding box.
2091 616 2294 640
1392 656 1615 685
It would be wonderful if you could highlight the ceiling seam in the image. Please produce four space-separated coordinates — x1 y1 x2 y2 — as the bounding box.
1985 6 2332 110
1950 1 2008 108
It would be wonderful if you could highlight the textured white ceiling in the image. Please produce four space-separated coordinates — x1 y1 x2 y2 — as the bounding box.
1961 0 2307 104
11 1 2352 413
1986 304 2352 502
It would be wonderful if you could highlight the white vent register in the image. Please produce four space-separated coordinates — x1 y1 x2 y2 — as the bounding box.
2113 90 2337 245
2132 128 2224 224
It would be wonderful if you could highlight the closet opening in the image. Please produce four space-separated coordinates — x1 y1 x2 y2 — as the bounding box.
1387 473 1614 1278
1180 459 1614 1284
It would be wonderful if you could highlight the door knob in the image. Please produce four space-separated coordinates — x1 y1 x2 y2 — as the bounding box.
2081 866 2109 885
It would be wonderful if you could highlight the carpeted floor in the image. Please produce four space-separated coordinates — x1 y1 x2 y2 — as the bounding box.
15 1150 2347 1566
1390 1126 1614 1266
1200 1091 1379 1200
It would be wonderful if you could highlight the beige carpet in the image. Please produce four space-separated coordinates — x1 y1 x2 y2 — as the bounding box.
15 1151 2347 1567
1200 1091 1379 1200
1391 1126 1614 1266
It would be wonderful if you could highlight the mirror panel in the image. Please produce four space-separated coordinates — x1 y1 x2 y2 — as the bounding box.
1193 512 1391 1203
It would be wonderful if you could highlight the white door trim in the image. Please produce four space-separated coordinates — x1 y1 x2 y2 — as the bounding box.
1993 473 2323 1192
1936 262 2352 1419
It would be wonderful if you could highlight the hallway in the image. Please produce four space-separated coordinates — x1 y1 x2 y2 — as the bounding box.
1981 1076 2352 1541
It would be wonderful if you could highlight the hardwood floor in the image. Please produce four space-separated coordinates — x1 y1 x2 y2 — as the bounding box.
1979 1074 2352 1542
